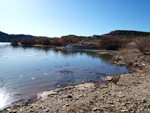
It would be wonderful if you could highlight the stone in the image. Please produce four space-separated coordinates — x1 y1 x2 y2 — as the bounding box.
92 107 99 111
63 104 69 108
89 101 94 105
107 101 114 104
63 95 73 98
120 109 128 112
144 104 150 108
105 76 113 81
100 84 108 88
45 109 50 112
141 99 147 103
11 110 17 113
116 99 121 102
30 108 35 112
37 91 58 99
6 108 11 111
142 63 146 66
121 103 126 106
117 93 125 98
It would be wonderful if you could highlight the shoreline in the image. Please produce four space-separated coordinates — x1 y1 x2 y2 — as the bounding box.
15 44 119 56
2 49 150 112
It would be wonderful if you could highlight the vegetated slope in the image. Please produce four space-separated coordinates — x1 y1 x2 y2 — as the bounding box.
103 30 150 38
81 30 150 48
0 31 34 42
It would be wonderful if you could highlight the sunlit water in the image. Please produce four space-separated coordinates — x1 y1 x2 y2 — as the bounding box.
0 89 7 109
0 43 129 110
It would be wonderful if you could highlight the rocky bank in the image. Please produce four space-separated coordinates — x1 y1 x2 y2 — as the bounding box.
2 50 150 113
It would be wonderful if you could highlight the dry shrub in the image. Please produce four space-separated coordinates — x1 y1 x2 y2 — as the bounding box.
136 38 150 54
145 56 150 64
121 48 138 68
99 35 123 50
41 38 51 45
20 38 35 46
11 39 19 46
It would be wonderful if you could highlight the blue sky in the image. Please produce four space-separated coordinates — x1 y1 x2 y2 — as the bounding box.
0 0 150 37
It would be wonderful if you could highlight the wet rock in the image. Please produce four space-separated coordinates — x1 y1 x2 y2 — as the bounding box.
37 91 58 99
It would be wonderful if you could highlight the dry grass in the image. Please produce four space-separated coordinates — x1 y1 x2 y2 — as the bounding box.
145 56 150 65
121 49 136 67
120 42 141 69
81 39 101 47
135 38 150 54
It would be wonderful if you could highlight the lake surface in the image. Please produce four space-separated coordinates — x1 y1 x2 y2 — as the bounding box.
0 42 129 110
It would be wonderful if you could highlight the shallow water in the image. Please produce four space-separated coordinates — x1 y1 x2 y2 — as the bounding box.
0 43 129 110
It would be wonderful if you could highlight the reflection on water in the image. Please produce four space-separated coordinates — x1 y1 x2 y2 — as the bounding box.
0 42 10 47
0 43 129 110
0 88 14 110
0 90 6 109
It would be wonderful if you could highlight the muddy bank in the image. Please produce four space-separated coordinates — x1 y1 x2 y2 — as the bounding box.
2 50 150 113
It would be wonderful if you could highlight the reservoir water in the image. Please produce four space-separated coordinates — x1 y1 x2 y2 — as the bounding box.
0 42 129 110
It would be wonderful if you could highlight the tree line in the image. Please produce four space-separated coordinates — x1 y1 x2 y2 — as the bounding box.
11 35 79 46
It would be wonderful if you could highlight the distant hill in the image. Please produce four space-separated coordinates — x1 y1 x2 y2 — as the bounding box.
0 31 34 42
103 30 150 37
1 30 150 42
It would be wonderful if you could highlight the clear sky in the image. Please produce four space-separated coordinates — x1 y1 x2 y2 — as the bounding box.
0 0 150 37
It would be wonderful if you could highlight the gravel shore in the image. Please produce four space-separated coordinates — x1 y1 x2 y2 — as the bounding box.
2 50 150 113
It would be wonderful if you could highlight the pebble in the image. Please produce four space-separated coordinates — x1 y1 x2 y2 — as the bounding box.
120 109 128 112
92 107 99 111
